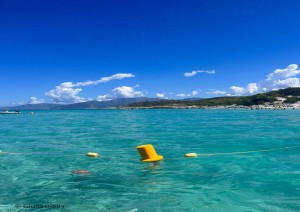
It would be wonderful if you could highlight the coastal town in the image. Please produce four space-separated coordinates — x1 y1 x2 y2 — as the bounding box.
119 104 300 110
117 87 300 110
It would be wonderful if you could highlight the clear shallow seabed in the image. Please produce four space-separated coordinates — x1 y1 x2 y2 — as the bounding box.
0 109 299 212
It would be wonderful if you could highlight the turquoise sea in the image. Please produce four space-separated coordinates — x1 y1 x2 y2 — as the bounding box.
0 109 300 211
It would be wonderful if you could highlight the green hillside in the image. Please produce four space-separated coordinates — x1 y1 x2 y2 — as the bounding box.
127 87 300 107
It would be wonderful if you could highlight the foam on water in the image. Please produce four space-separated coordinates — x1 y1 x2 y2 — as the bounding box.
0 110 300 211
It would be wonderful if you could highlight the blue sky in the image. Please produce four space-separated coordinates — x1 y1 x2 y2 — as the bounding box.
1 0 300 105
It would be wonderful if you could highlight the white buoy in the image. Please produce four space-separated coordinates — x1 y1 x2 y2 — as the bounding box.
184 153 198 157
86 152 100 157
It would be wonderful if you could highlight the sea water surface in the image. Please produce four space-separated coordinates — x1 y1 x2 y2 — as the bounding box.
0 109 300 211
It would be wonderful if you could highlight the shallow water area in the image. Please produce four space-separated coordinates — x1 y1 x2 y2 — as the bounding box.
0 109 300 211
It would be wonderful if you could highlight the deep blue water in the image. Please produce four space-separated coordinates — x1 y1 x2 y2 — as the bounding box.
0 109 300 211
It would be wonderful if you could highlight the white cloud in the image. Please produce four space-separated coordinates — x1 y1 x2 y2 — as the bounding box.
177 93 188 97
46 73 135 103
45 85 85 103
184 70 215 77
229 83 258 96
29 97 45 104
176 90 199 97
272 77 300 88
96 86 145 101
156 93 167 99
246 83 259 94
230 86 245 96
198 70 215 74
74 73 135 87
184 71 198 77
191 90 199 96
207 90 227 95
96 94 113 102
266 64 300 81
112 86 144 98
228 64 300 96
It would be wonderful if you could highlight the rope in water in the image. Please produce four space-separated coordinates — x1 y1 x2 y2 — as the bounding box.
1 145 300 158
195 145 300 157
0 152 85 155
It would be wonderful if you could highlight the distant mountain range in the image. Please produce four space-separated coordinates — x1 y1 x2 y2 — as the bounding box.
0 97 160 110
54 97 159 109
0 103 60 110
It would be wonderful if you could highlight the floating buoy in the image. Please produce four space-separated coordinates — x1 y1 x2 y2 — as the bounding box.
86 152 99 157
136 144 163 162
72 170 90 175
185 153 198 157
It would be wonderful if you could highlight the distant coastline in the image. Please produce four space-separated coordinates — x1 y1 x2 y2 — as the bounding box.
1 87 300 111
119 105 300 111
120 87 300 110
118 104 300 110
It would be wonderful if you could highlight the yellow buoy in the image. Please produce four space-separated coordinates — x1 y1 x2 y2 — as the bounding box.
136 144 163 162
184 153 198 157
86 152 100 157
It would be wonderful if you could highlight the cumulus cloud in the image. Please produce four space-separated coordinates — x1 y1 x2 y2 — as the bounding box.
96 94 113 102
184 70 215 77
246 83 259 94
229 64 300 96
96 86 145 101
176 90 199 97
230 86 246 96
46 73 135 103
230 83 259 96
29 97 45 104
272 77 300 88
45 85 85 103
266 64 300 81
112 86 144 98
156 93 167 99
